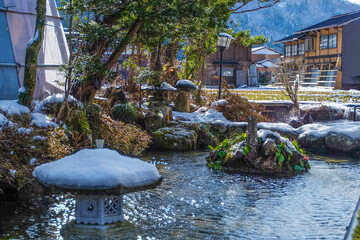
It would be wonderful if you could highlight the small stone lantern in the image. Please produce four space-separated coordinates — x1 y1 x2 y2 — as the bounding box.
142 82 177 130
33 149 162 226
174 80 196 113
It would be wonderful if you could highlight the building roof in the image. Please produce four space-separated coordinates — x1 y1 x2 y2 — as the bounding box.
252 46 282 55
295 10 360 34
274 10 360 44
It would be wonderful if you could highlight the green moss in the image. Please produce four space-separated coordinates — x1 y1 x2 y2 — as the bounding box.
353 210 360 240
66 109 92 136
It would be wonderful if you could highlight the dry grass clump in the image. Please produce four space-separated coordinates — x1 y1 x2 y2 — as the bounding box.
0 124 73 198
100 116 151 156
214 85 270 122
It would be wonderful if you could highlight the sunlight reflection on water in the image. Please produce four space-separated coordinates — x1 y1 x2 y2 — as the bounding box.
0 152 359 239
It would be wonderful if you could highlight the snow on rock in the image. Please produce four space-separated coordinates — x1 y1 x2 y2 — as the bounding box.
160 82 177 91
299 102 348 112
258 129 296 150
297 122 360 139
173 109 237 125
34 94 80 112
258 122 298 134
31 113 58 128
0 100 30 115
173 102 360 142
33 149 162 189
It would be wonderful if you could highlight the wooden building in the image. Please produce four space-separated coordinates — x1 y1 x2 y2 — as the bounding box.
204 43 252 87
275 10 360 90
252 46 281 84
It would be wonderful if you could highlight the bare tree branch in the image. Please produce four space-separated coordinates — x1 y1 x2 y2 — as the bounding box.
231 0 280 14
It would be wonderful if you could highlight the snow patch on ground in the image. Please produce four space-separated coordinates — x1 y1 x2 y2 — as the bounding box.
33 149 162 189
31 113 58 128
0 113 8 126
18 127 33 134
33 135 47 141
0 100 30 115
211 99 228 107
30 158 37 166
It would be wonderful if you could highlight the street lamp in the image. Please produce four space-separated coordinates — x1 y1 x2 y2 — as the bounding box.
217 32 234 99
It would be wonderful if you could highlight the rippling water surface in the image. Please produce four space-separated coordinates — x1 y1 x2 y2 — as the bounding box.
1 151 360 239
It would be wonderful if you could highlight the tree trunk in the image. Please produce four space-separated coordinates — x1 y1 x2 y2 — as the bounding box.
56 0 74 124
19 0 46 107
71 18 143 102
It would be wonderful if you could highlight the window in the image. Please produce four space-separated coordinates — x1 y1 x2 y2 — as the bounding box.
285 45 291 56
218 67 233 77
298 43 305 55
329 34 337 48
292 44 298 56
320 35 328 49
320 34 337 49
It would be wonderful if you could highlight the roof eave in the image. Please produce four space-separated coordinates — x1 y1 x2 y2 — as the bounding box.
274 38 298 44
294 24 338 34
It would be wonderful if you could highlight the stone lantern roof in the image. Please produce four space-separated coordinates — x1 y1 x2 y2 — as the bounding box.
142 82 177 92
33 149 162 195
175 80 196 92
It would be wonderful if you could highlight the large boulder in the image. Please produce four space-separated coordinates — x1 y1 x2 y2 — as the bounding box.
325 132 360 153
151 127 197 151
297 134 325 152
301 105 344 122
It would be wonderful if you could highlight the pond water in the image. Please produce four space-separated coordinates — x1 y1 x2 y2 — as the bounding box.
1 151 360 239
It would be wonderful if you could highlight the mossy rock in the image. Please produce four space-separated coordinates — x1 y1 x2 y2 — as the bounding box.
207 130 310 174
151 127 197 151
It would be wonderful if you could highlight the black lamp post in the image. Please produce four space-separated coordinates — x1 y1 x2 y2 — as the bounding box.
217 33 234 99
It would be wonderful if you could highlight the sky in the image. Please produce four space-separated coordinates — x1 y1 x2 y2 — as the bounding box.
348 0 360 4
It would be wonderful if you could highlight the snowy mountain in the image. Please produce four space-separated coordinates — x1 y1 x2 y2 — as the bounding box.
230 0 360 47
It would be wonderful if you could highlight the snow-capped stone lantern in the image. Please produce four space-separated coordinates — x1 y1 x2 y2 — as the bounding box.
33 149 162 225
174 80 196 113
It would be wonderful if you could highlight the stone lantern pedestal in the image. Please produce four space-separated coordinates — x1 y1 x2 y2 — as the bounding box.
76 195 124 225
